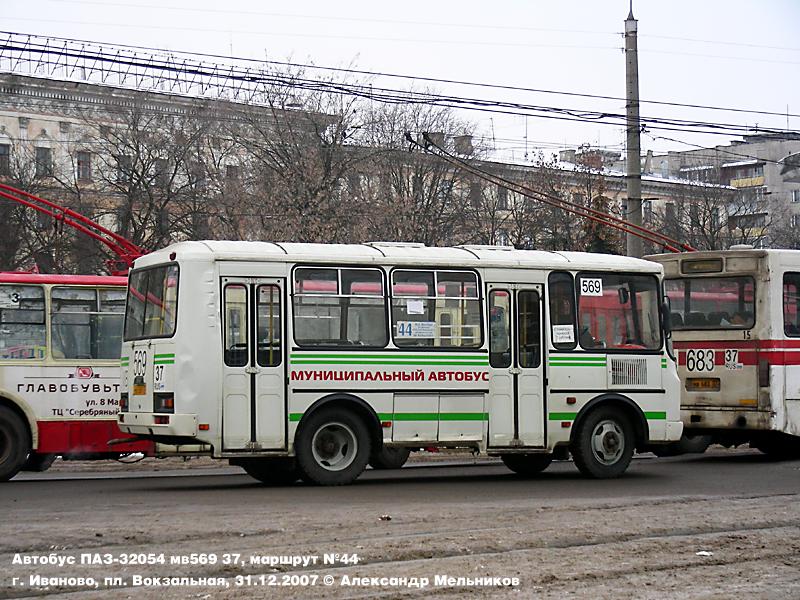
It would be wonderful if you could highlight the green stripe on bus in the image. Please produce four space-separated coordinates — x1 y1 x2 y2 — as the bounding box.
644 411 667 420
153 360 175 365
154 353 175 359
549 362 606 367
549 411 668 421
290 353 486 360
549 412 578 420
289 412 488 422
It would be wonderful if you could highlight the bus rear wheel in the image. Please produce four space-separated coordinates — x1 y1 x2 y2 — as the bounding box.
369 446 411 470
296 408 371 486
501 453 552 476
571 408 634 479
235 458 299 486
753 433 800 460
0 406 30 482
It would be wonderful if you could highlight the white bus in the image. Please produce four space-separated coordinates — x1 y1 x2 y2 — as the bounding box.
648 248 800 457
0 272 154 481
117 241 682 485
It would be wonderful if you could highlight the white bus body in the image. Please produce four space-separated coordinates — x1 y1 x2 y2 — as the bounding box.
118 241 682 484
648 249 800 456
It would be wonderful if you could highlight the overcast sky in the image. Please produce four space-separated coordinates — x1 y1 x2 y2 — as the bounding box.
3 0 799 161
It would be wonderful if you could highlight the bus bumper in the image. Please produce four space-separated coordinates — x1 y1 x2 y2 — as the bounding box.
118 412 198 437
666 420 683 442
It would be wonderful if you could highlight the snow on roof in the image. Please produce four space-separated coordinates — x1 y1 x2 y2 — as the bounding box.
678 165 715 172
721 159 763 168
135 240 660 273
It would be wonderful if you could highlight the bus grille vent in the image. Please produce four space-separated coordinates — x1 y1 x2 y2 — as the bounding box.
610 358 648 386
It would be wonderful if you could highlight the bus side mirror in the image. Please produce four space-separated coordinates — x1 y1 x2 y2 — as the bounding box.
662 299 672 336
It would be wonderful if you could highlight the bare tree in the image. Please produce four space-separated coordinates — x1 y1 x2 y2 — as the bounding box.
233 68 371 243
359 100 480 245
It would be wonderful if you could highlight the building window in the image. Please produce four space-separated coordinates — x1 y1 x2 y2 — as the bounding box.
76 151 92 181
0 144 10 176
225 165 240 181
116 155 132 183
791 190 800 203
35 147 52 178
496 185 508 210
153 158 169 187
469 181 482 208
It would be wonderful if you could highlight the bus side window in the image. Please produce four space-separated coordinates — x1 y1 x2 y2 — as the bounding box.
489 290 511 368
256 284 281 367
548 272 576 350
0 285 46 360
223 285 248 367
784 273 800 337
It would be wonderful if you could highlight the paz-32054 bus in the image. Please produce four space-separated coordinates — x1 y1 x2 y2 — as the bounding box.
118 241 682 485
648 248 800 457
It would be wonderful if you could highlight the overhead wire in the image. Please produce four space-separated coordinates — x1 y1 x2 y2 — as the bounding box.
408 133 695 253
1 30 798 120
2 35 796 141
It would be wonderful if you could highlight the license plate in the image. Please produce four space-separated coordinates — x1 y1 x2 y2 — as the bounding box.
133 383 146 395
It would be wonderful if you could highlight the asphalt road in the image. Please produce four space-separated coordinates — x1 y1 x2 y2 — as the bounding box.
1 450 799 599
3 450 799 506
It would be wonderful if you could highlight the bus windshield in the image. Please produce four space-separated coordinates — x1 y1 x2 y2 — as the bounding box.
124 265 179 340
576 273 662 350
664 276 755 330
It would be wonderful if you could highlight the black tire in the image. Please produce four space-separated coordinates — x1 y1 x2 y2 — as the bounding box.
0 405 31 482
295 408 371 486
234 458 299 485
501 453 553 476
571 407 635 479
754 433 800 460
22 453 57 472
369 446 411 470
651 434 712 457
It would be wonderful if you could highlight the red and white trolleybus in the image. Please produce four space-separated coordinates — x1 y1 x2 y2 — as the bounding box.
648 248 800 457
0 272 152 480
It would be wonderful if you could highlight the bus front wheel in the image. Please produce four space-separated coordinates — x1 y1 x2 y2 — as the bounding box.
571 408 634 479
296 408 371 485
501 453 552 476
0 406 30 482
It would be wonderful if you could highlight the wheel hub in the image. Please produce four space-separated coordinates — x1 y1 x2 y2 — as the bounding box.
591 420 625 465
311 422 357 472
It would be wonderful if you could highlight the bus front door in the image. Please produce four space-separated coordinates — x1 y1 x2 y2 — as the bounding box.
221 278 286 451
487 284 545 448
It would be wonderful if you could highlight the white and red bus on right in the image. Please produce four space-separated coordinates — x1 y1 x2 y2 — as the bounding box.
648 248 800 457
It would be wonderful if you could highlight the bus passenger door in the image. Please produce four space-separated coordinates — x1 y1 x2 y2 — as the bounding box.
221 278 286 451
487 284 545 448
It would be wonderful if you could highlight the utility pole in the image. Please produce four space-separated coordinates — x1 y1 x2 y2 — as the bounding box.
625 2 643 257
